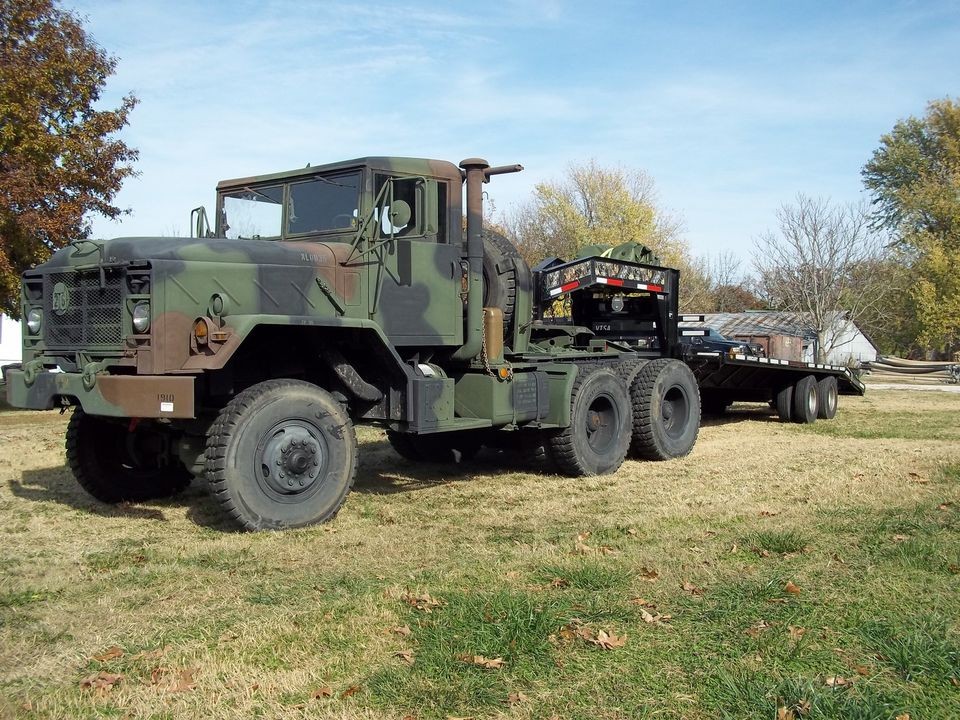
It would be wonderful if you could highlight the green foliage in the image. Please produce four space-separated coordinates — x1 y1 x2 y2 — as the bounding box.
863 98 960 352
0 0 138 317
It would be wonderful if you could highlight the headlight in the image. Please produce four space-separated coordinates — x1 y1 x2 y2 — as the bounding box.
26 308 42 335
132 301 151 333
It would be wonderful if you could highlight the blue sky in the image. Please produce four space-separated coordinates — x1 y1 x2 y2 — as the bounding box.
70 0 959 259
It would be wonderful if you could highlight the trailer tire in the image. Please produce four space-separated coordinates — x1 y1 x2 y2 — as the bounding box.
481 229 530 345
205 379 357 531
66 409 192 504
548 368 632 476
630 359 700 460
791 375 819 424
816 376 838 419
774 385 793 422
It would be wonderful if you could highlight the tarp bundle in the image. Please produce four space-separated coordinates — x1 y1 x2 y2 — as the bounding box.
577 242 660 266
862 355 960 384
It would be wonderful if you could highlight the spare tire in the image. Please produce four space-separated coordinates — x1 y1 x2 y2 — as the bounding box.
481 228 531 347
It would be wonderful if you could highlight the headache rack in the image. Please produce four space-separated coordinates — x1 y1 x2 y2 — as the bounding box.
532 254 682 358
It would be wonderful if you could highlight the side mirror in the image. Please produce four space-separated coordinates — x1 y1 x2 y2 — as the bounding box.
389 200 411 229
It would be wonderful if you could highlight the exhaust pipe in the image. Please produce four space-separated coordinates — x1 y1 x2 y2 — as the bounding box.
451 159 523 363
451 158 489 362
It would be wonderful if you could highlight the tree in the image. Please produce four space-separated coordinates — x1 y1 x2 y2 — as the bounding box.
0 0 138 317
862 98 960 353
506 160 709 307
685 251 764 313
753 195 893 363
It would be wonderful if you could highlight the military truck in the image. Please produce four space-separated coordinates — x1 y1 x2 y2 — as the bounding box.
4 156 854 531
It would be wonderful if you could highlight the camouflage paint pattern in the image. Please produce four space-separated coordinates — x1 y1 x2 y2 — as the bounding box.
7 156 629 430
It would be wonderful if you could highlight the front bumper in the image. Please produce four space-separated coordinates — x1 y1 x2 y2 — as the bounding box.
5 368 195 419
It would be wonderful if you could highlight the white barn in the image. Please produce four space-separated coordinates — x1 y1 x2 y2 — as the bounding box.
1 314 22 368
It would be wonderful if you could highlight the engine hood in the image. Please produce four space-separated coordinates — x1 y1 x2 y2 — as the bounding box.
40 237 347 269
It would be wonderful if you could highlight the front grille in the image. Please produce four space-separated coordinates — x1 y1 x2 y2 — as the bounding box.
44 269 124 348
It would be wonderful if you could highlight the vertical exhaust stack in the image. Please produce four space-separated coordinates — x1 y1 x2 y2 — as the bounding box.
452 158 524 363
451 158 489 361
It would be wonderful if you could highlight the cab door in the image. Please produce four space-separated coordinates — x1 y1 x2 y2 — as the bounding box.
369 175 462 346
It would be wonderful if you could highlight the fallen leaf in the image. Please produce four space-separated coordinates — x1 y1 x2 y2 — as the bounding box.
80 671 122 694
590 629 627 649
681 581 704 595
506 690 528 705
169 667 197 692
392 625 412 637
907 472 928 483
729 543 739 553
892 534 909 543
458 654 505 669
627 528 639 536
952 677 960 687
760 510 779 517
745 620 771 638
400 591 443 613
854 665 871 676
549 577 570 589
831 553 845 564
788 625 806 641
785 581 802 595
895 714 911 720
824 675 849 687
949 564 960 575
341 685 361 698
639 609 672 626
638 567 660 582
92 646 124 662
503 571 520 580
938 502 953 511
629 597 656 608
311 687 333 699
394 649 414 665
758 549 771 558
777 707 795 720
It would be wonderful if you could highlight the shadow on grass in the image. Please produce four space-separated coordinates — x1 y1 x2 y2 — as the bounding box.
11 464 234 529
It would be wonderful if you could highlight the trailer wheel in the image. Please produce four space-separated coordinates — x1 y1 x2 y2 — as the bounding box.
205 379 357 531
774 385 793 422
791 375 819 424
65 409 192 504
816 376 838 419
630 359 701 460
549 368 632 476
481 229 531 345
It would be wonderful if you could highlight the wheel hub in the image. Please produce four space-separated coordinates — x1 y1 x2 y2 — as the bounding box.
260 424 324 495
586 410 602 432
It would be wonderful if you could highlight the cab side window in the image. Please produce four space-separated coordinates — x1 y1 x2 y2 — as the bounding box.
375 175 421 237
287 172 361 235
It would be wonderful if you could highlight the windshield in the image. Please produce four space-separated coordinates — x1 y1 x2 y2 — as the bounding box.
220 172 362 239
222 185 283 239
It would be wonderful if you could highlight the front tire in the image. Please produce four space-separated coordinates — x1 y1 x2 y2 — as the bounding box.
65 409 191 503
630 359 700 460
205 379 357 531
549 368 632 476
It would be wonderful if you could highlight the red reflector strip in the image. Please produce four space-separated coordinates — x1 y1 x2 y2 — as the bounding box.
560 280 580 292
643 284 664 292
602 277 624 286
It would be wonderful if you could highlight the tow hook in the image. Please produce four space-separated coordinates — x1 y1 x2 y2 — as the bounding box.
81 361 106 390
21 360 43 387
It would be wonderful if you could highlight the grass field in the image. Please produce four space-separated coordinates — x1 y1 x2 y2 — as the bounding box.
0 390 958 719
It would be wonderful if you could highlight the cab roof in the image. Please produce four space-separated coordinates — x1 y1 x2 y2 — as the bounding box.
216 157 463 190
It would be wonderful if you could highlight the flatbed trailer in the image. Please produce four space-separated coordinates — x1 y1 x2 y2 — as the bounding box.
532 253 864 424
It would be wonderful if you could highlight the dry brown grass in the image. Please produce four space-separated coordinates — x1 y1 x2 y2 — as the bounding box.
0 390 958 719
